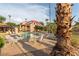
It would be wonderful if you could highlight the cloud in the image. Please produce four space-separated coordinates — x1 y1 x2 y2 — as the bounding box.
0 3 49 24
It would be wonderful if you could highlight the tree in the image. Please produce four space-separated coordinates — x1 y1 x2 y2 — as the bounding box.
35 25 44 32
25 18 27 21
8 15 11 21
50 3 79 56
0 37 5 55
0 16 6 23
6 22 17 27
73 20 79 32
72 19 79 34
45 19 49 22
46 22 57 34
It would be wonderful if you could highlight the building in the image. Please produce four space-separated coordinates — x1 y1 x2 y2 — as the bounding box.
19 20 44 32
0 23 14 32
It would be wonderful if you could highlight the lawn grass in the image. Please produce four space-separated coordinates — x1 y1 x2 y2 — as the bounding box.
71 33 79 47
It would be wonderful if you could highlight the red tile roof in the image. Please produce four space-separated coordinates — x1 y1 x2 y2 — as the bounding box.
20 19 44 26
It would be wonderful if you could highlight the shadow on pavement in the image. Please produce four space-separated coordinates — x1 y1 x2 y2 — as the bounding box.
14 40 50 56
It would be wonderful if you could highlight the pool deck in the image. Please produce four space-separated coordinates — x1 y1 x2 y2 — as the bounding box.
1 39 56 56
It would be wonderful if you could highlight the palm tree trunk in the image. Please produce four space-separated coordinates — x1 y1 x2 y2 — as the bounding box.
50 3 79 56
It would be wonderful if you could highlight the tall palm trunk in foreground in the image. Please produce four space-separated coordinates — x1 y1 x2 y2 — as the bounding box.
50 3 79 56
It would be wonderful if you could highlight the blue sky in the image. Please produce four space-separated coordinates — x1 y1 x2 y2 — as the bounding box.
0 3 79 24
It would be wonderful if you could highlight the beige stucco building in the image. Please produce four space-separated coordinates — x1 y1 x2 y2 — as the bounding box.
19 20 44 32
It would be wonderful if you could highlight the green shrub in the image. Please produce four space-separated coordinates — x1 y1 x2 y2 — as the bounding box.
0 37 5 48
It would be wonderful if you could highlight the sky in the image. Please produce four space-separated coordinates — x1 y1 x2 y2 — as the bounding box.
0 3 79 24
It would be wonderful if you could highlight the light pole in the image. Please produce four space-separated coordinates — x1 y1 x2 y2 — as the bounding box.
48 3 51 33
49 3 51 22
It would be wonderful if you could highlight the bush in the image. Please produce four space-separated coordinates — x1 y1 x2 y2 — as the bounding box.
6 22 17 27
35 25 44 31
0 37 5 48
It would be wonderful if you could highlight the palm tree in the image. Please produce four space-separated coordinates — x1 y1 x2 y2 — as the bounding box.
8 15 11 22
25 18 27 21
50 3 79 56
46 22 57 34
